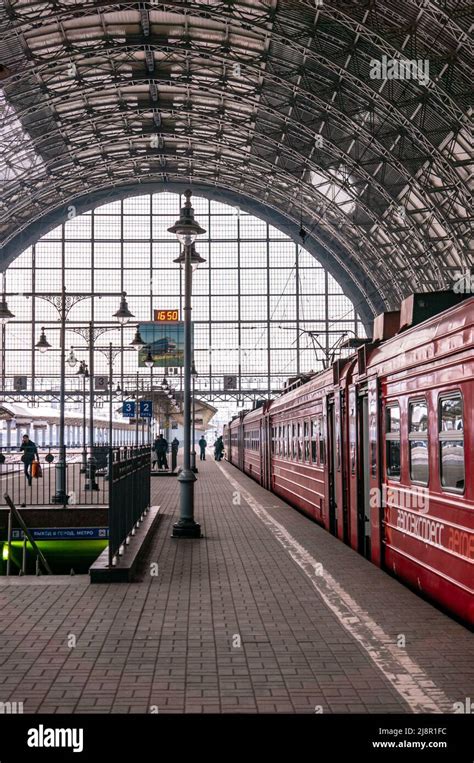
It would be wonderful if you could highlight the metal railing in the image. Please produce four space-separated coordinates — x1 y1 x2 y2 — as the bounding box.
3 493 52 575
0 446 109 506
108 446 151 567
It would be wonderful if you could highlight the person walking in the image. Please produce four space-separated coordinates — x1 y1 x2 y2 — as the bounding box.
198 436 207 461
20 433 39 487
214 435 224 462
154 433 168 470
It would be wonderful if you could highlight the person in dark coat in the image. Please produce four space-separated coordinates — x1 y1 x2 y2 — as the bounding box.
198 436 207 461
20 434 39 486
154 434 168 470
214 436 224 461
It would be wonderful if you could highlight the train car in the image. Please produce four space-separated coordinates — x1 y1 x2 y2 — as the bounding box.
228 412 243 469
268 370 333 527
352 294 474 623
241 403 272 485
242 406 263 483
226 292 474 625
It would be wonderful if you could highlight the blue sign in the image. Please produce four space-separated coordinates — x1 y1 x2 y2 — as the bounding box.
123 401 136 417
140 400 153 418
11 527 109 540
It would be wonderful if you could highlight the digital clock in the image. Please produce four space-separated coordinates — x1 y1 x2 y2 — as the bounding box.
154 310 179 322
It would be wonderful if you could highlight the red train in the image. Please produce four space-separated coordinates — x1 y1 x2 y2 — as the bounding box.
224 292 474 625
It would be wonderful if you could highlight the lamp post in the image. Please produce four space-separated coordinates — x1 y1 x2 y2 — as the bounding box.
33 291 134 499
168 190 206 538
76 361 89 473
190 359 198 473
144 347 154 446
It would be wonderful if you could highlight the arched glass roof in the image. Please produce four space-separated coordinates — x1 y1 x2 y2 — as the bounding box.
1 0 471 320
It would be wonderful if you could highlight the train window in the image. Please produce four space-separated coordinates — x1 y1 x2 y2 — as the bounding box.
292 423 297 459
409 400 429 485
319 417 326 464
386 405 400 434
311 419 318 464
386 403 401 479
439 395 464 492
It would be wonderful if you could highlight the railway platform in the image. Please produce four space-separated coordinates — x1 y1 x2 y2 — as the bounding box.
0 455 472 715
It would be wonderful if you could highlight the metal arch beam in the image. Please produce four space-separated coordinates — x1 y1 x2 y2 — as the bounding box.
2 39 468 258
1 149 401 309
1 66 462 294
0 181 383 334
8 4 469 200
1 0 469 309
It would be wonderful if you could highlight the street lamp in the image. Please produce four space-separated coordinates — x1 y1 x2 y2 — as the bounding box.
168 189 206 538
191 360 198 473
35 327 51 353
130 327 145 350
67 347 78 368
0 273 14 323
113 292 134 325
144 349 154 369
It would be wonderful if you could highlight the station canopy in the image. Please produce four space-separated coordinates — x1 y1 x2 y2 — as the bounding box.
0 0 472 321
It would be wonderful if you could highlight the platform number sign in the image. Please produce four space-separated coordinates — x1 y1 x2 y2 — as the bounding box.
123 401 136 418
140 400 153 418
13 376 27 391
94 375 107 391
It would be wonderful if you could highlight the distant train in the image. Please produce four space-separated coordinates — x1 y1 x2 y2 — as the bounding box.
224 292 474 625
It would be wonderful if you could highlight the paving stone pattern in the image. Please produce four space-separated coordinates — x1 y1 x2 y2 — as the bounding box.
0 456 472 714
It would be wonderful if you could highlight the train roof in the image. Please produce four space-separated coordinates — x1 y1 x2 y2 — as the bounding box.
361 294 474 380
226 293 474 427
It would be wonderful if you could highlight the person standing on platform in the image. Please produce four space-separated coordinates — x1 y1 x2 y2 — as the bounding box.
20 434 39 487
198 436 207 461
155 433 168 470
214 436 224 462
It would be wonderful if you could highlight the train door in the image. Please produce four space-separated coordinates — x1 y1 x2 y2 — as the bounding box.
327 396 337 536
367 376 383 567
357 386 371 559
260 416 271 489
348 385 358 550
238 417 244 471
335 388 349 544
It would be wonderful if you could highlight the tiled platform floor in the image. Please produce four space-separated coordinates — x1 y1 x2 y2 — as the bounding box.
0 455 472 714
